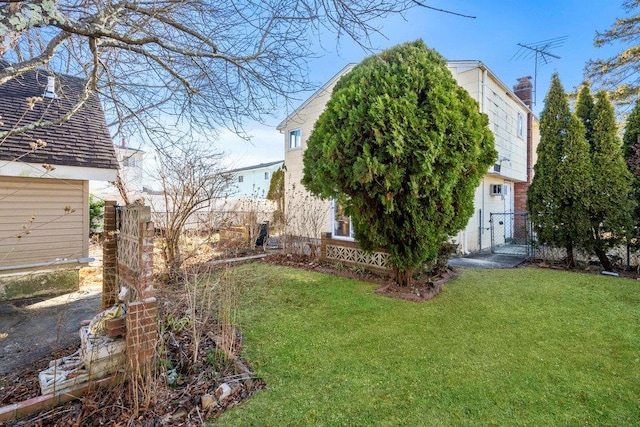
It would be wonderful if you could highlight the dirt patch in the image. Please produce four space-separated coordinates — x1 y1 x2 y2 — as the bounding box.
0 275 263 426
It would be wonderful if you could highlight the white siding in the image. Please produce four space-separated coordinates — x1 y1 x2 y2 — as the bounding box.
281 61 535 251
447 63 529 183
281 74 339 239
231 163 282 198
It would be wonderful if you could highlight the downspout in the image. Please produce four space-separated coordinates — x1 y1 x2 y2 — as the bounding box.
480 66 488 252
463 229 469 255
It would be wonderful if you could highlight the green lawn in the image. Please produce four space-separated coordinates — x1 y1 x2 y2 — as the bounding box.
213 264 640 426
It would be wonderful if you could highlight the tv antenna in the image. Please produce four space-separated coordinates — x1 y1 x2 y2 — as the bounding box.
511 36 567 105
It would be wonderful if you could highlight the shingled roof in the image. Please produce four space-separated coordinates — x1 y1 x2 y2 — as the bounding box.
0 62 118 171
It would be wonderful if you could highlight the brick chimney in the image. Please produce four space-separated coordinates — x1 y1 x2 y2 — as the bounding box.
513 76 533 109
513 76 535 220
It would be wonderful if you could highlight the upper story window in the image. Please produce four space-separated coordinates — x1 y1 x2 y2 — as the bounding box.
238 175 244 183
122 156 137 167
517 112 524 138
289 129 301 149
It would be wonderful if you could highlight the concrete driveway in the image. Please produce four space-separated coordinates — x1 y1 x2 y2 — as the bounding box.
0 285 101 376
448 252 527 269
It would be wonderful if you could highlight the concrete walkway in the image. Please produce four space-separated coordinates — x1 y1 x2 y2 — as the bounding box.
448 252 527 269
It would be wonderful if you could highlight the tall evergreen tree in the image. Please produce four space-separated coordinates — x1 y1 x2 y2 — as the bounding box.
303 40 496 287
622 98 640 248
623 98 640 249
623 98 640 161
576 84 595 150
267 166 285 224
527 74 590 268
582 90 634 271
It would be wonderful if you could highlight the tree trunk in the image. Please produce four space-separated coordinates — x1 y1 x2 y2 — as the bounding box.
565 242 575 269
162 235 182 281
594 247 613 272
393 267 413 287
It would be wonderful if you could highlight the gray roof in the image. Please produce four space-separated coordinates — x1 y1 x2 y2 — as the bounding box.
225 160 283 174
0 62 118 171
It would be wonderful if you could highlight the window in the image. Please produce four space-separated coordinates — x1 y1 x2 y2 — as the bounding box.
490 183 509 196
332 201 354 240
238 175 244 183
264 172 269 180
122 156 137 167
517 112 524 138
289 129 301 149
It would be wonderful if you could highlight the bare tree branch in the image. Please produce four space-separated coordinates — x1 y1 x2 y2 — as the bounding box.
0 0 475 144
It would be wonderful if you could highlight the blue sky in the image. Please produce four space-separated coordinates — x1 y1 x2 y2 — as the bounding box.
220 0 627 168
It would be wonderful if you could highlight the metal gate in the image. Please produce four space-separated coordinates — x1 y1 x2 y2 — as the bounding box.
489 212 533 257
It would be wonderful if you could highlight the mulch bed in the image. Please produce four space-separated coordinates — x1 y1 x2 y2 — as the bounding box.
521 258 640 280
0 285 265 426
262 253 457 302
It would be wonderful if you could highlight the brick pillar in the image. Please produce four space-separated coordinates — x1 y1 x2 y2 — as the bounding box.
102 201 118 309
125 297 158 374
320 232 330 263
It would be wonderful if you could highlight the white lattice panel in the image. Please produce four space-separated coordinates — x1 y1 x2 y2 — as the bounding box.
118 205 150 271
326 244 390 269
118 206 139 271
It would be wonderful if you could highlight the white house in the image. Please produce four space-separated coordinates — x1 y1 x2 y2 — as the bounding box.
225 160 283 198
277 61 539 257
90 139 145 204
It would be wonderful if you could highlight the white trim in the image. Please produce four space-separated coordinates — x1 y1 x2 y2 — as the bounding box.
331 200 355 241
0 161 117 181
446 60 535 115
277 64 357 131
288 128 302 150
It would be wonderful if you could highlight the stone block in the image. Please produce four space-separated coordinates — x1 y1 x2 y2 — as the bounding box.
80 326 126 368
39 367 90 395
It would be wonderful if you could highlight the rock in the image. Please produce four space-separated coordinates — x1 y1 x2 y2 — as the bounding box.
215 383 232 401
201 394 215 410
171 409 187 421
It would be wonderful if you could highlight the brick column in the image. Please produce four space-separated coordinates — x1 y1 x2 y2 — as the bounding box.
125 297 158 374
102 201 118 309
320 232 331 262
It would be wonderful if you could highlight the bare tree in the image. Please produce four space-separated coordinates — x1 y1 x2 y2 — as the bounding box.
149 138 232 279
0 1 473 142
